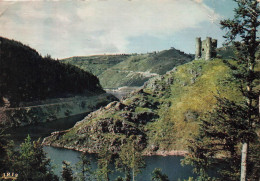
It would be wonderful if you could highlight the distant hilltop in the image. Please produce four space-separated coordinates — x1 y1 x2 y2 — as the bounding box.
61 47 194 89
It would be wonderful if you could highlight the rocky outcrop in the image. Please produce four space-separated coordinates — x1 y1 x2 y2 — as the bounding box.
42 67 176 154
43 101 150 153
0 93 117 128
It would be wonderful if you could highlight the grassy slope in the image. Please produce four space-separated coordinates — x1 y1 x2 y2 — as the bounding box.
149 59 242 150
45 58 260 152
61 55 130 76
61 48 193 88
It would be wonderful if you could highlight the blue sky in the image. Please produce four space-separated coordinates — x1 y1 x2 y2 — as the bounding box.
0 0 237 59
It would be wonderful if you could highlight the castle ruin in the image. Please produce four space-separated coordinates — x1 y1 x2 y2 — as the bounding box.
195 37 217 60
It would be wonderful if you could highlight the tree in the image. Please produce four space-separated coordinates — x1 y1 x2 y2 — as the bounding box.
114 176 124 181
62 161 74 181
183 97 256 180
11 135 58 181
0 129 12 173
151 168 169 181
220 1 259 180
95 141 113 181
115 136 145 181
75 153 93 181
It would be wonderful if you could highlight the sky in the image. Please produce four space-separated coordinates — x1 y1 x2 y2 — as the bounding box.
0 0 237 59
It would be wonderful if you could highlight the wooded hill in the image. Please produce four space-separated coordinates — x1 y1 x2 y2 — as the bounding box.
0 37 104 107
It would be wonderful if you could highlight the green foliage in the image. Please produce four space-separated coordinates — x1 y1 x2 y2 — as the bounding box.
0 37 104 107
219 1 259 180
183 98 243 180
62 161 74 181
183 1 260 179
183 96 259 180
95 141 113 181
75 153 93 181
115 136 145 181
147 59 244 151
151 168 169 181
0 129 12 173
61 48 193 88
114 176 124 181
45 58 257 154
9 135 58 181
182 177 195 181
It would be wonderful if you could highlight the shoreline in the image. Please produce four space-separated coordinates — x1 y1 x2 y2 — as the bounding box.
43 143 188 157
143 150 188 156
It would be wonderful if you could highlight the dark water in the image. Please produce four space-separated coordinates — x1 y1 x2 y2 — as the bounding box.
8 114 196 180
7 113 88 145
44 146 196 181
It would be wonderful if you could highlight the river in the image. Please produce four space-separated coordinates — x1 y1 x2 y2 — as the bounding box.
7 114 196 181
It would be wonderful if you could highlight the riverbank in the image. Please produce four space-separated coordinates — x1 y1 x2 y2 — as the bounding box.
1 93 117 128
42 139 188 157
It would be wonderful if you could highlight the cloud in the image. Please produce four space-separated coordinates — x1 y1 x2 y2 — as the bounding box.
193 0 203 3
0 0 220 58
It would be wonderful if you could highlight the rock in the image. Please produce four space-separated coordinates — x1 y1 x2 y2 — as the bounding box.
184 110 198 122
105 101 118 109
114 102 125 111
150 144 159 152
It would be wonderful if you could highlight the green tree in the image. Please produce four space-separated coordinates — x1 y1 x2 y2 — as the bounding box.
183 1 259 180
115 137 145 181
151 168 169 181
183 97 252 180
12 135 58 181
220 0 259 180
62 161 74 181
75 153 93 181
114 176 124 181
95 141 113 181
0 129 12 173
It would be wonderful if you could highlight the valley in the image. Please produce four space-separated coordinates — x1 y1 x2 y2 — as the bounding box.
44 58 254 154
1 1 259 180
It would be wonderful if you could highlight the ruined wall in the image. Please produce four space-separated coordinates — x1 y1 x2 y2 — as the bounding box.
195 37 217 60
195 37 202 60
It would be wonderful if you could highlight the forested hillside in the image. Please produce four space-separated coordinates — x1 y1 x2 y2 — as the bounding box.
0 37 104 107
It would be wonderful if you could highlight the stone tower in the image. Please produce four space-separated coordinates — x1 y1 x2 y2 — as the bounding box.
195 37 217 60
195 37 202 60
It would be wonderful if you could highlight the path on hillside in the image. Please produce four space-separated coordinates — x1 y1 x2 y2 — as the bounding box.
106 69 159 77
